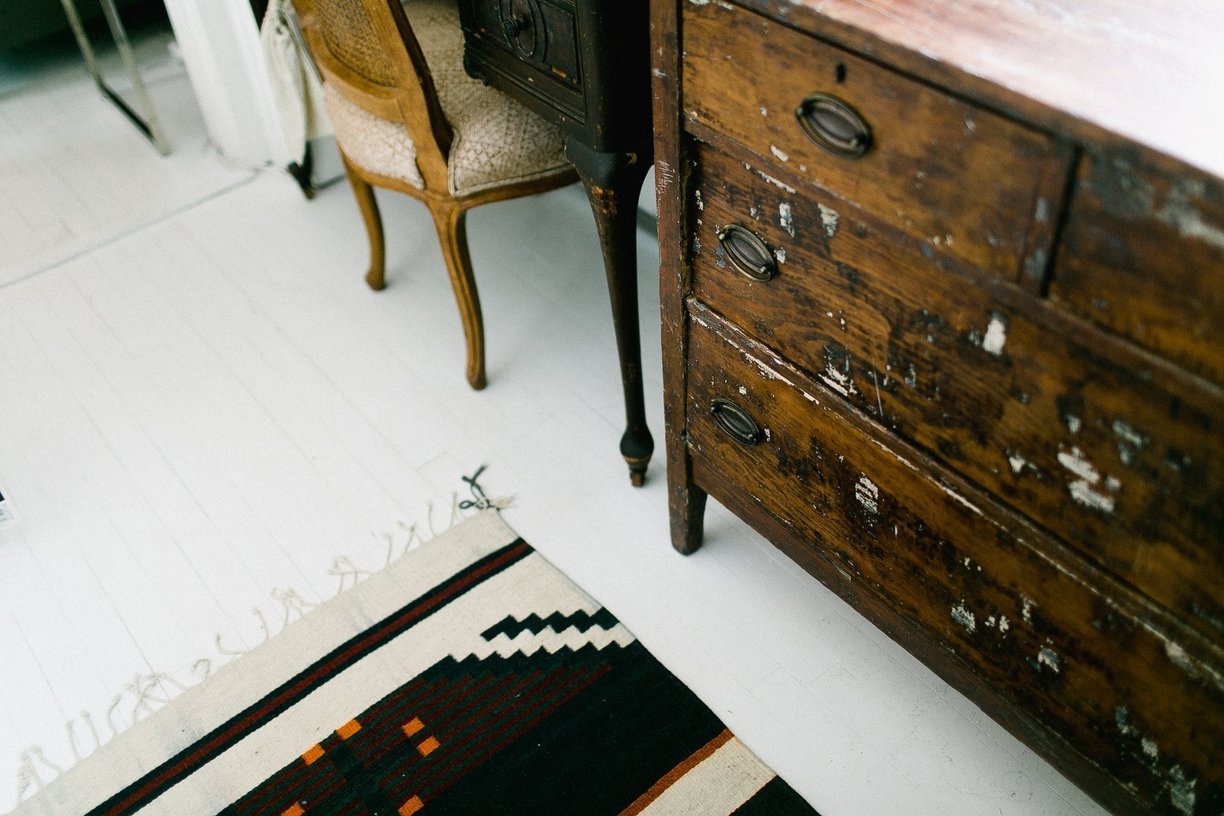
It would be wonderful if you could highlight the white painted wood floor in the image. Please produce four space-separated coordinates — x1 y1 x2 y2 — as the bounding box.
0 27 1107 816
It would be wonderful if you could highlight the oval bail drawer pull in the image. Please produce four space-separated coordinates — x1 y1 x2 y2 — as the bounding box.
795 93 872 158
717 224 777 281
711 398 765 446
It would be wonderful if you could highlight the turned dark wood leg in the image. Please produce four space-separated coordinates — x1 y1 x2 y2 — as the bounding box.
566 138 655 487
670 481 707 554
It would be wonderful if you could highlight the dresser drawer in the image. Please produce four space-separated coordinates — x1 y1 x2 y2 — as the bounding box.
684 311 1224 812
681 0 1071 283
1051 151 1224 386
687 142 1224 642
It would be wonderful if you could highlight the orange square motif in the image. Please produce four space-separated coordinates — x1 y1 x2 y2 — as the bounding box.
337 719 362 740
417 736 440 756
402 717 425 737
301 744 325 766
281 804 306 816
398 795 425 815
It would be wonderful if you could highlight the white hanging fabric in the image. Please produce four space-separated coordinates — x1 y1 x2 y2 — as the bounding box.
259 0 332 165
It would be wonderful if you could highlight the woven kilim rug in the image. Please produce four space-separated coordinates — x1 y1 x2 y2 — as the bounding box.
15 510 818 816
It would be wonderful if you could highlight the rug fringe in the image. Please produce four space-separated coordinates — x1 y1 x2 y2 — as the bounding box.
7 471 512 813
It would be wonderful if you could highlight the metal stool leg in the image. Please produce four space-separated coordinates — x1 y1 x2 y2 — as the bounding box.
59 0 169 154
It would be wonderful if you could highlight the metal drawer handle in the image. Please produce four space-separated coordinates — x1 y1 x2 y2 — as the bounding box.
711 398 764 446
717 224 777 281
501 15 529 38
795 93 872 158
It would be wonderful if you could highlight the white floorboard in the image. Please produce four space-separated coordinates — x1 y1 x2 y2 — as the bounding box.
0 25 1106 816
0 28 253 288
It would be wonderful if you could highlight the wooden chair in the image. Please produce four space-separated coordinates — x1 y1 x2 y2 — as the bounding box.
295 0 578 389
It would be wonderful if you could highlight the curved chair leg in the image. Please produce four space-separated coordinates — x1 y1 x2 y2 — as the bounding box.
428 201 486 391
341 155 386 291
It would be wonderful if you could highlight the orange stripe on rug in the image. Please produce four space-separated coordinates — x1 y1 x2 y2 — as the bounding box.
617 729 734 816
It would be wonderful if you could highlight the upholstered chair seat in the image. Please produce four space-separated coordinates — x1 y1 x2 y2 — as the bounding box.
322 0 569 195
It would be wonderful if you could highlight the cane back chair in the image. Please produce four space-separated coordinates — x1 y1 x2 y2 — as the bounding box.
295 0 578 389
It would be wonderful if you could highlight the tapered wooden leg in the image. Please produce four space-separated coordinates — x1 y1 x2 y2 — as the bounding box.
670 480 707 554
428 201 486 391
565 138 655 486
342 155 386 291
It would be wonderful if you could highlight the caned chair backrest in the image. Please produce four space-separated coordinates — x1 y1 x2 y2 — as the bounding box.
296 0 453 191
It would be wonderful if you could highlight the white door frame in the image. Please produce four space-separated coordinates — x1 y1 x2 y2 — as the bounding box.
161 0 289 166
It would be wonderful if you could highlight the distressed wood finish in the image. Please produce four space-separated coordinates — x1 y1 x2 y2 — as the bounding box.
1052 152 1224 386
689 143 1224 644
652 0 1224 813
682 0 1071 283
687 311 1224 816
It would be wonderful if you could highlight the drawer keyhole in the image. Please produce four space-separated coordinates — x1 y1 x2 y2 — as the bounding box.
711 398 765 447
717 224 777 281
795 93 872 158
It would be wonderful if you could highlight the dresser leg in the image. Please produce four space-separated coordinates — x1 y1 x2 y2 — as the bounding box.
566 138 655 486
670 482 707 554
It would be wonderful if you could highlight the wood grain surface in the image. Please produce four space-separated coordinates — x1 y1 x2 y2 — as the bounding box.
732 0 1224 178
687 311 1224 816
688 142 1224 645
682 0 1071 283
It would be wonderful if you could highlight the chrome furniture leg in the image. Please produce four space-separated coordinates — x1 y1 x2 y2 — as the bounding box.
59 0 169 154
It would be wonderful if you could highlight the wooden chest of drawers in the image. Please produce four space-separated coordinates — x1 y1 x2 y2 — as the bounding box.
650 1 1224 813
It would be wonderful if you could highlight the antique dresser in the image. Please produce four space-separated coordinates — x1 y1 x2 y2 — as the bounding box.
650 0 1223 813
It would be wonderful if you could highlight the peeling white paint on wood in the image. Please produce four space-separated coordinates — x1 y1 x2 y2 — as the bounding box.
656 161 677 193
1034 197 1050 223
821 363 856 397
1158 180 1224 252
694 189 704 211
940 484 979 516
1021 594 1036 624
951 602 976 633
770 144 790 162
1065 413 1082 434
817 203 839 238
1168 764 1197 815
774 247 786 264
998 615 1010 633
1037 645 1060 673
1069 480 1117 514
779 202 795 236
1007 453 1028 474
855 475 880 513
743 163 797 194
1057 446 1118 512
1112 419 1147 448
982 314 1007 356
1052 447 1101 484
1112 419 1148 466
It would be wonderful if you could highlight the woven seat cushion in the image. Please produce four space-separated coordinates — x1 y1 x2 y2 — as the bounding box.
323 0 569 196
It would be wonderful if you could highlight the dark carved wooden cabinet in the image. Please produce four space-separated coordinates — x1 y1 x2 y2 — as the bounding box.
651 0 1224 814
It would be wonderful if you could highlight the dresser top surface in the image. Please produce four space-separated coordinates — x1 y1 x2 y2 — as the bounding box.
763 0 1224 177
